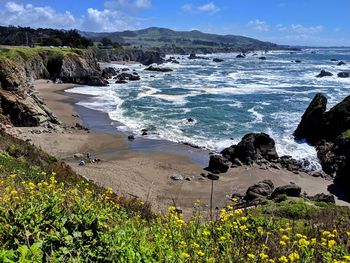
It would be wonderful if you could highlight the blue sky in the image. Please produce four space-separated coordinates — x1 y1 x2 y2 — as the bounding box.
0 0 349 46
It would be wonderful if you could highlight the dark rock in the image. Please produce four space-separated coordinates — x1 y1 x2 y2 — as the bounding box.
294 93 327 144
121 68 130 71
207 173 220 180
258 56 266 60
187 118 195 122
142 131 148 136
279 156 303 172
316 70 333 78
116 72 140 81
337 61 346 66
294 60 302 63
245 180 274 201
115 80 127 84
331 58 338 61
221 133 278 164
102 67 118 78
213 58 224 62
145 65 173 72
85 77 109 86
128 135 135 140
309 193 335 203
338 72 350 78
310 171 323 177
236 54 245 58
271 184 301 198
207 155 230 173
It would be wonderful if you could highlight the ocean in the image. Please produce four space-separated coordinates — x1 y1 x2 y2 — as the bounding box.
66 48 350 170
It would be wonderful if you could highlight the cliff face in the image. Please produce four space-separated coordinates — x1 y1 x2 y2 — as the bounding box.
0 48 107 127
294 94 350 190
94 48 164 65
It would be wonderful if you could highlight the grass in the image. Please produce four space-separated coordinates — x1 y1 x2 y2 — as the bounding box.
0 46 86 62
0 131 350 262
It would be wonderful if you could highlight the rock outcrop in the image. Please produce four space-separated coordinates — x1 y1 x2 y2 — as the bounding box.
338 72 350 78
207 155 230 173
221 133 278 164
145 65 173 72
245 180 274 201
316 70 333 78
294 94 350 190
294 94 350 144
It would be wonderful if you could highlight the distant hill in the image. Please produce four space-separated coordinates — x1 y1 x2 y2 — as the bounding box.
81 27 284 52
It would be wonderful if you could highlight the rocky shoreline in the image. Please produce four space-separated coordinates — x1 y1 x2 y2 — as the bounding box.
1 47 349 212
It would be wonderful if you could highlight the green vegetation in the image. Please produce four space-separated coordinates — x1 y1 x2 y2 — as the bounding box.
0 26 92 48
0 46 85 62
0 131 349 262
342 130 350 139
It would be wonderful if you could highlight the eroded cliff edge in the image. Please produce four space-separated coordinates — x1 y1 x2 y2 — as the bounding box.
0 48 107 127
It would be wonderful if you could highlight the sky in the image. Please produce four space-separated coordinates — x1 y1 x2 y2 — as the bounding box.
0 0 349 46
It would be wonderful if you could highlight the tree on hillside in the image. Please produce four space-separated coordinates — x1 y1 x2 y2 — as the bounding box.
100 37 113 46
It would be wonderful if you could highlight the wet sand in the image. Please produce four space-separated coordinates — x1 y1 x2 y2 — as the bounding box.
13 79 348 215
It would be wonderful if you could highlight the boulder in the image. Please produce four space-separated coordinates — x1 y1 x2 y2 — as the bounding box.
145 66 173 72
207 155 230 173
338 72 350 78
271 184 301 198
337 61 346 66
294 60 302 63
207 173 220 180
331 59 338 61
221 133 278 164
316 70 333 78
128 135 135 140
294 93 327 144
309 193 335 203
278 156 303 172
102 67 117 78
213 58 224 62
245 180 274 201
236 54 245 58
258 56 266 60
118 72 140 81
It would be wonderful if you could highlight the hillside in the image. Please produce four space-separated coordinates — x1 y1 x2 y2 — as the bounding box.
81 27 288 53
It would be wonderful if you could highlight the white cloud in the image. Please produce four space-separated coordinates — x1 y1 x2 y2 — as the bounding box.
182 2 220 14
277 24 323 34
1 1 76 29
104 0 151 10
248 19 269 32
0 1 143 32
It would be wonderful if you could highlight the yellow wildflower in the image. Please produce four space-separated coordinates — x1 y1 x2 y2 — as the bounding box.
328 240 336 248
259 252 269 260
181 252 190 259
197 251 205 257
278 255 288 263
281 235 289 241
288 252 300 262
298 238 310 247
203 229 210 236
279 241 286 246
247 254 255 260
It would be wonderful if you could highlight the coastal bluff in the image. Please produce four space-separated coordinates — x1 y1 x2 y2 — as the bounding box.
0 48 107 127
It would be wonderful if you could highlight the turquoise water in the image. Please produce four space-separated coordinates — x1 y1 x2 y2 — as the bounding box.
67 48 350 169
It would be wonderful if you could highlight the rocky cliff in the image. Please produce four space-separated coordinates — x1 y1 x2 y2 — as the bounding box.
0 48 107 127
294 94 350 189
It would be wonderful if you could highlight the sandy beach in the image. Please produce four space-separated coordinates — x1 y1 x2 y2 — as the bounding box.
12 79 348 215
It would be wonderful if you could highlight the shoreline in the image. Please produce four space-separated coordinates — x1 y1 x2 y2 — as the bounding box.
12 79 349 215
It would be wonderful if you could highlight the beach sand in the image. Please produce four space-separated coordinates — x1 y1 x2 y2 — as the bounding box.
13 79 348 215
